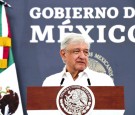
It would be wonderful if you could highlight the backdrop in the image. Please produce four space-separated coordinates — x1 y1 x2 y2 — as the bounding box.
5 0 135 114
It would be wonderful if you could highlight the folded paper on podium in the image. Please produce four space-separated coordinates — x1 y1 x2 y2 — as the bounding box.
27 86 125 115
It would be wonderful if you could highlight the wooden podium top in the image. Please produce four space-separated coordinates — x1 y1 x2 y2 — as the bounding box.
27 86 124 110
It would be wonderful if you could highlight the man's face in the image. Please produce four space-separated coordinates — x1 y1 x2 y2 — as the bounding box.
60 42 89 73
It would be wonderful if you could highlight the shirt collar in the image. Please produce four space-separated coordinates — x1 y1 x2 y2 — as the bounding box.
61 66 89 78
61 66 69 77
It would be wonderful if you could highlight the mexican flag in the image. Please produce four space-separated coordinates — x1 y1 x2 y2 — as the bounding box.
0 3 23 115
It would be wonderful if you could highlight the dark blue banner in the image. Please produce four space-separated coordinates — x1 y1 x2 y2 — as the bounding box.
5 0 135 114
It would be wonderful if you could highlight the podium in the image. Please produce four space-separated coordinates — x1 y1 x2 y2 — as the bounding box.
27 86 125 115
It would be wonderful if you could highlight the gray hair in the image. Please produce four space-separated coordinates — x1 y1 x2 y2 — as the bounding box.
60 33 91 50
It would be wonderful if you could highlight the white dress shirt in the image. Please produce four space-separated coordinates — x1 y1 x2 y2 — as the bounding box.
42 67 114 86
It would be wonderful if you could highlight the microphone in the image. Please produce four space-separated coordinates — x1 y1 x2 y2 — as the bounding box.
87 78 91 86
60 78 65 86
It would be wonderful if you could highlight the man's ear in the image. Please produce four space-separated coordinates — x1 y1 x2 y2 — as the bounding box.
60 50 66 62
